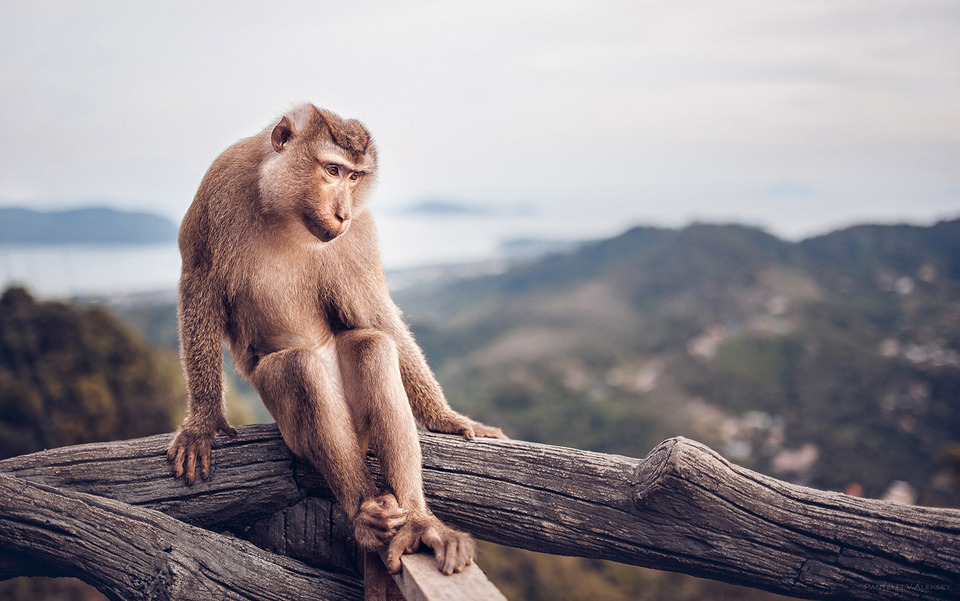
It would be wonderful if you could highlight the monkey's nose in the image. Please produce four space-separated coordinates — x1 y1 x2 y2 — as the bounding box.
335 206 351 223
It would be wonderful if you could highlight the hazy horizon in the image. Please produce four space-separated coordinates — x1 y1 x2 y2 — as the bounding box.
1 204 957 300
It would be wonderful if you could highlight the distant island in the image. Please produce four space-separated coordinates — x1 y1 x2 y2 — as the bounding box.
396 199 536 218
398 200 493 216
0 207 178 244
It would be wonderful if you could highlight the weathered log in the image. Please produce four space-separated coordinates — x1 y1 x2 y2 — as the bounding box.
3 425 959 600
0 423 301 530
311 432 960 600
0 472 361 601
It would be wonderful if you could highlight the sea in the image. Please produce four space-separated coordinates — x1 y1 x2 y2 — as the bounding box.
0 209 608 300
0 243 181 300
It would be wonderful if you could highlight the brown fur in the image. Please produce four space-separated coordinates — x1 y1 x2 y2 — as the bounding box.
167 104 505 574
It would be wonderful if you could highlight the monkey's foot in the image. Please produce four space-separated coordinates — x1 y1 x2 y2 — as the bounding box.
430 415 508 440
469 421 507 440
386 514 474 575
353 494 409 550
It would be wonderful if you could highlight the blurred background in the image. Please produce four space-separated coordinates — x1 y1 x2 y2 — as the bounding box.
1 1 958 599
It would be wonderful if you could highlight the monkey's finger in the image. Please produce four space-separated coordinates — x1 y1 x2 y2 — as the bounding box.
362 514 405 533
386 543 403 574
460 426 476 441
422 528 444 570
213 413 238 437
172 447 186 478
185 450 198 485
443 537 465 575
375 506 409 521
200 449 211 480
455 538 471 573
381 515 408 533
438 543 453 575
376 494 399 509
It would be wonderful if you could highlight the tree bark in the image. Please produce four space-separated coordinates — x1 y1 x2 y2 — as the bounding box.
0 473 361 601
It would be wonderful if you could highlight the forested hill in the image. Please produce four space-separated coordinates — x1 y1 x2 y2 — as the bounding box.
0 207 178 244
396 217 960 507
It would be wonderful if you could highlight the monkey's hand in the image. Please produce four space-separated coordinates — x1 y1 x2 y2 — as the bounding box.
166 416 238 485
386 514 474 575
352 494 409 550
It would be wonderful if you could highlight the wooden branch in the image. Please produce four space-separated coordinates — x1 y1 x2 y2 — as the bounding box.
4 425 959 600
0 472 361 601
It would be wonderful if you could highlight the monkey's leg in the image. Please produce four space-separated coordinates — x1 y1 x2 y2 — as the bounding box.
251 348 407 549
337 330 424 510
337 329 474 575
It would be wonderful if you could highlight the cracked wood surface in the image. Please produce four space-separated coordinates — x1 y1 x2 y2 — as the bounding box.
2 424 959 600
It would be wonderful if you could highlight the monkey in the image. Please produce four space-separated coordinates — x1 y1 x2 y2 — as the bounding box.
166 104 506 575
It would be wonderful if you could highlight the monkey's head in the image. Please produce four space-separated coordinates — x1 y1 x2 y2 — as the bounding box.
258 104 377 243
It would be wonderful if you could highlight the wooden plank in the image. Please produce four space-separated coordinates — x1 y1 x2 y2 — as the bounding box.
386 551 508 601
364 552 404 601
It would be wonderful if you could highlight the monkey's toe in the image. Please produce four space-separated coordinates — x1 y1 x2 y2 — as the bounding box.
470 422 508 440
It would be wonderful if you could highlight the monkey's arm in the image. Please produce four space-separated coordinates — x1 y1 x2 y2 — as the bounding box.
167 267 237 484
392 323 506 440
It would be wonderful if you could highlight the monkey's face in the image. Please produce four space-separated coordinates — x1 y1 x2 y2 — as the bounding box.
261 107 377 243
301 158 368 242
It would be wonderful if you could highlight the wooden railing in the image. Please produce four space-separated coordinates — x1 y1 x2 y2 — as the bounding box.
1 423 958 600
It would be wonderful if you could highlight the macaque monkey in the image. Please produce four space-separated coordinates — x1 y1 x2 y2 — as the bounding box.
167 104 505 574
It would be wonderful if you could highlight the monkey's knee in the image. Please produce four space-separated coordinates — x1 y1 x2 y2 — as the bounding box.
337 329 399 368
249 350 328 451
253 348 329 395
337 329 417 441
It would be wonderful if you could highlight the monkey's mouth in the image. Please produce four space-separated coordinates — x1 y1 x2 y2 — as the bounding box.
302 212 350 242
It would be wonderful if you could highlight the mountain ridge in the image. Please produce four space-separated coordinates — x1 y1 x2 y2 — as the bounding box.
0 206 178 244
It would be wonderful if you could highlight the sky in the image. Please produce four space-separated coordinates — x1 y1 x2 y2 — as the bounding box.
1 0 958 259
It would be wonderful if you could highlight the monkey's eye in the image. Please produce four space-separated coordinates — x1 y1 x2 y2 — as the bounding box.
349 171 361 182
326 165 340 177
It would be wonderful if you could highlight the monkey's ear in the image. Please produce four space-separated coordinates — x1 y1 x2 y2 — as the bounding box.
271 116 296 153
